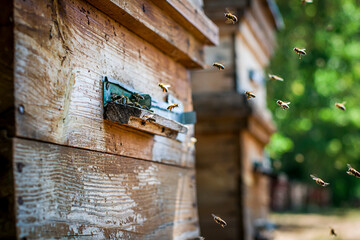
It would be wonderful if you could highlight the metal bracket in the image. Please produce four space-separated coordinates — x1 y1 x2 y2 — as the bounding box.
102 76 196 125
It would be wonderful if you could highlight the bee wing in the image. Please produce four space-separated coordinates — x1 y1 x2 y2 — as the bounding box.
342 101 346 105
347 164 352 169
310 174 318 180
225 19 234 24
211 213 216 218
276 76 284 81
285 102 291 105
324 182 330 186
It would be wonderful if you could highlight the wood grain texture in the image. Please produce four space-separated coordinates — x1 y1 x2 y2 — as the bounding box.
150 0 219 45
87 0 206 68
13 138 199 239
14 0 195 167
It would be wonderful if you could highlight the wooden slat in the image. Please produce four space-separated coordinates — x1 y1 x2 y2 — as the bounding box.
14 0 194 167
151 0 219 46
13 138 199 239
87 0 206 68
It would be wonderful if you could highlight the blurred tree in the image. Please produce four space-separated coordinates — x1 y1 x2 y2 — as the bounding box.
267 0 360 205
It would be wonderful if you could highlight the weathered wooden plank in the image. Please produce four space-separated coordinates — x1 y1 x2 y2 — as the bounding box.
14 0 194 167
150 0 219 46
238 21 269 67
87 0 206 68
13 138 199 239
251 0 276 49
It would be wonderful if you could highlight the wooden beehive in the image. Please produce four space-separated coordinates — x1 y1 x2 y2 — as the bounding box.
0 0 218 239
191 0 281 239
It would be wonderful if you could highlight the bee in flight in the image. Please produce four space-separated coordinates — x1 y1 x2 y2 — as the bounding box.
211 214 227 228
143 114 156 123
330 227 337 237
188 137 198 148
167 103 179 111
245 91 256 100
276 100 290 110
301 0 313 4
335 102 346 111
212 62 225 70
268 74 284 81
310 174 329 187
293 47 306 59
346 164 360 178
158 83 170 93
224 9 238 24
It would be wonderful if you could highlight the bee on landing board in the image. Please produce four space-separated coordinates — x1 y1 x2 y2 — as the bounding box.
158 83 170 92
276 100 290 110
245 91 256 100
132 92 145 101
224 9 238 24
346 164 360 178
134 102 142 108
167 103 179 111
301 0 313 4
335 102 346 111
211 214 227 228
212 62 225 70
124 96 134 105
143 114 156 123
293 47 306 59
268 74 284 81
310 174 330 187
330 227 337 237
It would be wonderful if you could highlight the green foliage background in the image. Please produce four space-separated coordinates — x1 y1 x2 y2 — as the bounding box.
267 0 360 205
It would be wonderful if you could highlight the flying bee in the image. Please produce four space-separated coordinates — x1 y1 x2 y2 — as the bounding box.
268 74 284 81
158 83 171 92
212 62 225 70
143 114 156 123
188 137 197 148
335 102 346 111
224 9 238 24
330 227 337 237
310 174 330 187
301 0 313 4
276 100 290 110
293 47 306 59
167 103 179 111
211 214 227 228
346 164 360 178
132 92 145 101
245 91 256 100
